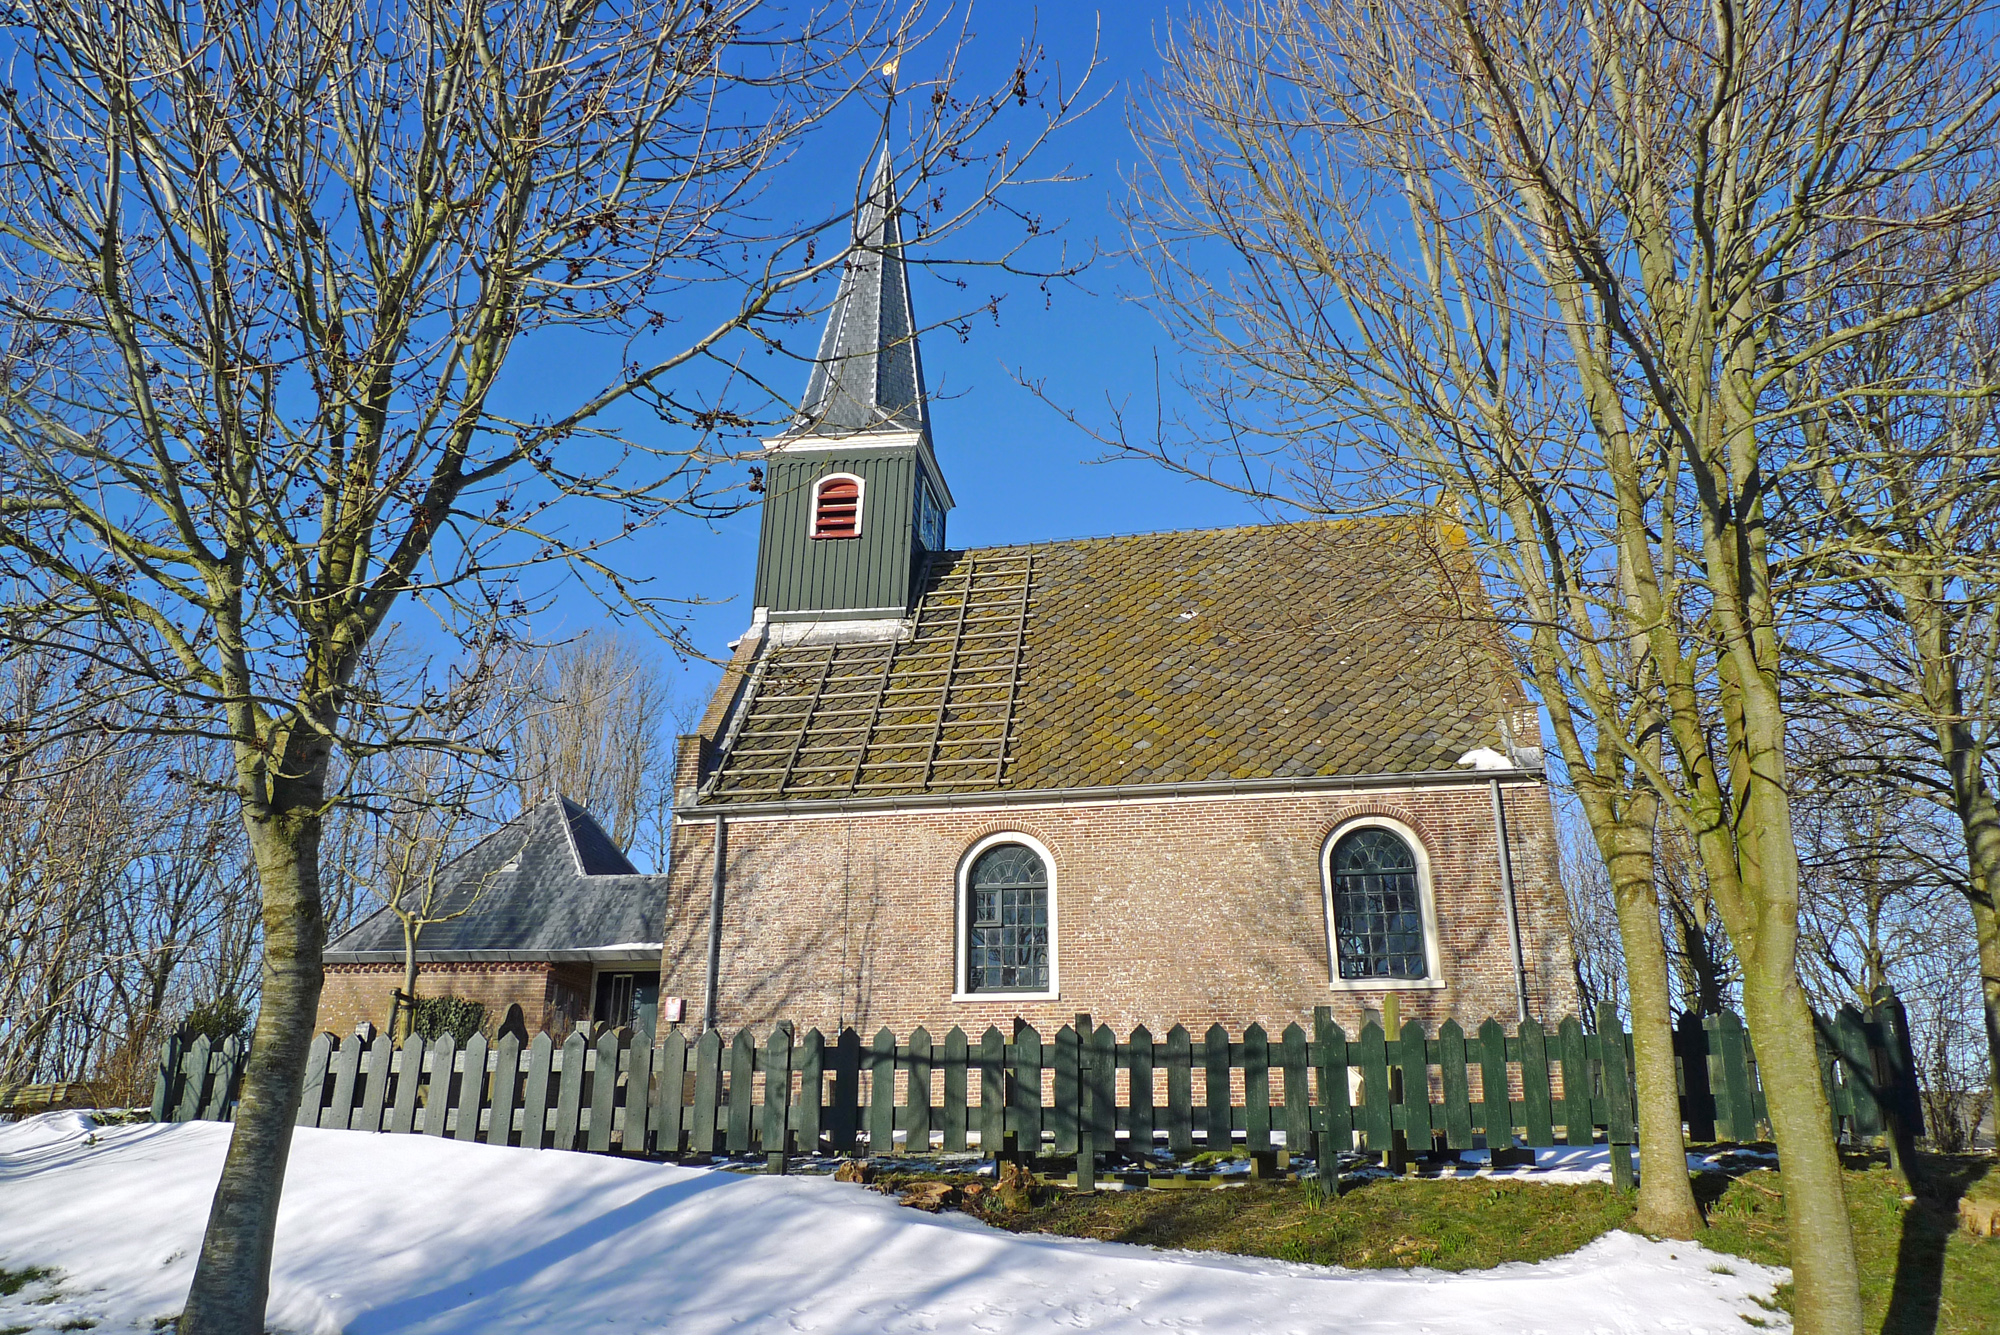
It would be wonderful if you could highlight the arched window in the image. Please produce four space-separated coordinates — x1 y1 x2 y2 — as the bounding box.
959 837 1053 995
1327 826 1431 981
811 473 863 539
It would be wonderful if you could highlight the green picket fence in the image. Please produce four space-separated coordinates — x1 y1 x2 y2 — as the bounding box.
150 994 1922 1189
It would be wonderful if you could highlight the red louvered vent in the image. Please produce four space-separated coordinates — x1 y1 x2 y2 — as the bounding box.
812 476 862 539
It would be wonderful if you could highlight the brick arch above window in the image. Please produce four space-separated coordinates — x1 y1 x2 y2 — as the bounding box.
1310 803 1442 857
810 472 864 539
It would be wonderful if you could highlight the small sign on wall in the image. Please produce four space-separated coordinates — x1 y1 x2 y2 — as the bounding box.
662 996 686 1024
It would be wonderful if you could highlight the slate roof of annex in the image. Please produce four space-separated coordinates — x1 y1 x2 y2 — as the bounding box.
699 519 1527 805
324 797 666 961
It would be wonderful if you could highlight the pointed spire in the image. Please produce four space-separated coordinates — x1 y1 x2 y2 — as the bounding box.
793 150 928 439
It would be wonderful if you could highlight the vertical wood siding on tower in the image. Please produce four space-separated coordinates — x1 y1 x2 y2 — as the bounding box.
756 451 920 615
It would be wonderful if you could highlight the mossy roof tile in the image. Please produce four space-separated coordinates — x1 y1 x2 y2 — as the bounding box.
702 519 1523 804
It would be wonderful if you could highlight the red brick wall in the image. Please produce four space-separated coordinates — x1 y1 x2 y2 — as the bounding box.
316 962 566 1038
660 781 1575 1039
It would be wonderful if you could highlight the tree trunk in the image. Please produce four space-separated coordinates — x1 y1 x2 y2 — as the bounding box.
1936 719 2000 1120
1605 839 1704 1236
1739 943 1865 1335
397 920 422 1043
1965 855 2000 1123
177 807 326 1335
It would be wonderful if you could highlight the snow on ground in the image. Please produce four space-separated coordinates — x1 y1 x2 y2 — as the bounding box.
0 1113 1789 1335
1408 1144 1781 1184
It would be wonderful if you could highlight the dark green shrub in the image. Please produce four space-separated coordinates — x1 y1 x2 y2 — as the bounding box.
410 995 485 1042
181 996 252 1046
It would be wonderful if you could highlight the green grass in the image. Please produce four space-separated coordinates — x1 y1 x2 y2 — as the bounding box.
977 1176 1636 1272
0 1266 53 1298
1695 1156 2000 1335
897 1151 2000 1335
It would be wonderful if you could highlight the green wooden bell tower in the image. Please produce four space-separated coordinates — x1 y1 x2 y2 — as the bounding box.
752 152 953 631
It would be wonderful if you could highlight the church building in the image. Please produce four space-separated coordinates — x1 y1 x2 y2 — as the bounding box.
659 156 1575 1039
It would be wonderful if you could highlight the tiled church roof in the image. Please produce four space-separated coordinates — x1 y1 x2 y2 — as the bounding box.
699 519 1526 805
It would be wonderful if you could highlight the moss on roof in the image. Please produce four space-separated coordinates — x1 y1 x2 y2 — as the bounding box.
701 519 1524 804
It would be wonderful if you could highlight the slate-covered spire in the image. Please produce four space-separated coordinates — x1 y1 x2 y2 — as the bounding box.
794 150 928 439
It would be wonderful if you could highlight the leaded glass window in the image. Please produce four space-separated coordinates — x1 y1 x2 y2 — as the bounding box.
1330 828 1428 980
966 843 1049 993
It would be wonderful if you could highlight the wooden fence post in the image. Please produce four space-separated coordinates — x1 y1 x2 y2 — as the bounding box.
1052 1021 1080 1159
424 1033 459 1138
589 1028 621 1153
1596 1003 1635 1192
1395 1017 1431 1171
389 1031 426 1135
1279 1022 1310 1169
1557 1016 1591 1148
942 1027 969 1154
764 1025 793 1171
357 1033 392 1133
977 1026 1006 1158
1356 1017 1391 1155
151 1034 182 1123
1709 1011 1755 1143
489 1030 523 1148
1870 987 1923 1178
653 1028 689 1157
1438 1020 1472 1152
205 1037 240 1122
291 1033 327 1128
1202 1022 1231 1156
689 1029 722 1158
1011 1022 1043 1161
1072 1017 1095 1191
1314 1008 1351 1164
867 1027 896 1156
1676 1011 1716 1143
1164 1024 1194 1156
322 1034 362 1131
458 1033 491 1144
796 1027 825 1158
905 1026 933 1159
828 1027 860 1155
623 1023 654 1156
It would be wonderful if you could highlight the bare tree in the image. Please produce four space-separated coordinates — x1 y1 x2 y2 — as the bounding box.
1787 266 2000 1117
1658 821 1737 1017
0 3 1092 1328
1788 720 1993 1152
1112 2 2000 1324
1557 802 1626 1026
508 630 679 857
363 746 515 1042
0 640 260 1100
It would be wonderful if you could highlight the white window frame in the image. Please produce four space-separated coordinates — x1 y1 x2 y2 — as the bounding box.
1321 815 1446 992
809 471 866 540
952 831 1060 1002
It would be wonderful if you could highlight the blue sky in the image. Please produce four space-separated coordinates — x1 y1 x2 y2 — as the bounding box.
519 3 1270 707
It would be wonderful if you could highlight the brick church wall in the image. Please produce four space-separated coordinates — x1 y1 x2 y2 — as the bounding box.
660 780 1575 1039
316 961 578 1039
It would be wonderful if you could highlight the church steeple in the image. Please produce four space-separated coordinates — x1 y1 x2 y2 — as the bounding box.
793 150 930 440
751 150 953 635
